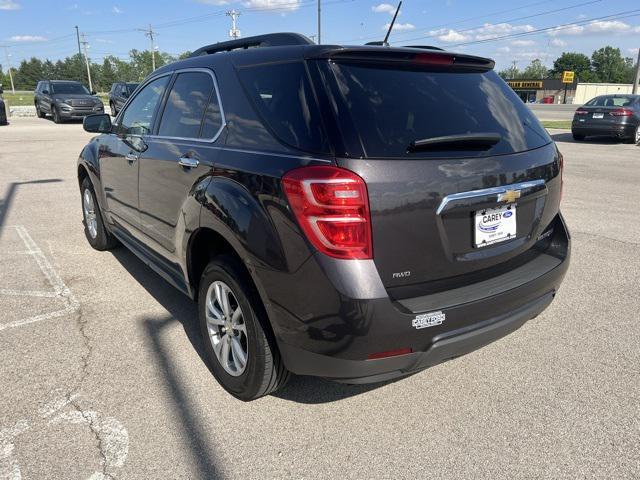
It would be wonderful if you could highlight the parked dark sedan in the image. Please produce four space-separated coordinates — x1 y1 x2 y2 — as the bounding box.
108 82 139 116
0 85 7 126
572 94 640 143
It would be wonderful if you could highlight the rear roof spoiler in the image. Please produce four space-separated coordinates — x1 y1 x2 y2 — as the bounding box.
308 47 495 71
191 33 314 57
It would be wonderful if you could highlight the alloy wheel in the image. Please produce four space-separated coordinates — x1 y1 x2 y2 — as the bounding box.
205 280 249 376
83 189 98 239
635 127 640 144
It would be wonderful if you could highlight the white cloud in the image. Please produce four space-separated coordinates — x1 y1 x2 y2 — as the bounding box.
497 46 510 53
383 22 415 32
196 0 231 5
433 29 470 42
9 35 48 42
112 6 122 14
0 0 20 9
372 3 396 15
550 38 567 47
549 20 634 36
511 39 535 47
243 0 300 10
472 23 535 41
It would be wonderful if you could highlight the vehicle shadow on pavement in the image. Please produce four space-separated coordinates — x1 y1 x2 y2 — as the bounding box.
111 248 223 478
0 179 63 237
111 247 408 406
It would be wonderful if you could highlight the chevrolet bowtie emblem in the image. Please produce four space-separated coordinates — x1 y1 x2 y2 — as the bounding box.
498 190 521 203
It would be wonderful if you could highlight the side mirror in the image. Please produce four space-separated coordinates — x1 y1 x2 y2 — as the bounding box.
42 89 49 95
83 114 112 134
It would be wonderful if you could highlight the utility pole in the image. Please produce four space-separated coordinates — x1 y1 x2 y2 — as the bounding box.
226 10 241 39
511 60 518 80
633 47 640 95
137 25 157 73
1 46 15 94
74 26 82 57
80 33 93 92
317 0 321 44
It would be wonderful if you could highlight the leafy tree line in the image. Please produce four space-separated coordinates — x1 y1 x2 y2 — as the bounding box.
0 49 191 92
500 46 637 83
0 45 636 92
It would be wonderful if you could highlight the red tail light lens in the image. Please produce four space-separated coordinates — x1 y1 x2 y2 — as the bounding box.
574 109 588 115
611 108 633 116
414 53 454 66
282 166 373 260
367 347 412 360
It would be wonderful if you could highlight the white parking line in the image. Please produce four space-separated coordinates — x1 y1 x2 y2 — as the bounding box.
0 225 79 332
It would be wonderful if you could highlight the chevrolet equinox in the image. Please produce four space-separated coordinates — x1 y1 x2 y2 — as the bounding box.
77 33 570 401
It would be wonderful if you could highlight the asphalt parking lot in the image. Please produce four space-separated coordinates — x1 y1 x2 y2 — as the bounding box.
1 117 639 479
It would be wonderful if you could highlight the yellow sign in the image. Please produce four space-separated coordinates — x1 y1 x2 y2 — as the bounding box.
562 71 575 83
506 80 543 89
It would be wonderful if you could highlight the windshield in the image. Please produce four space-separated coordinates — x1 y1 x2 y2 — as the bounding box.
325 63 551 158
585 96 636 107
52 83 90 95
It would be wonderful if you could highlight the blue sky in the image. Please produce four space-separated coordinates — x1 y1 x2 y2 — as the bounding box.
1 0 639 71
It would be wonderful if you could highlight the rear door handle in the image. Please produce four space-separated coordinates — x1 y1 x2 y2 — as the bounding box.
125 153 139 163
178 156 199 169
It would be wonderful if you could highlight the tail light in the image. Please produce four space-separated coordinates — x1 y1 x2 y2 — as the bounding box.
282 166 373 260
611 108 633 117
414 53 454 66
574 109 588 115
558 151 564 202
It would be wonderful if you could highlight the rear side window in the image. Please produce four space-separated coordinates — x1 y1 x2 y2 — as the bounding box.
586 96 635 107
237 62 330 154
326 63 551 158
158 71 215 139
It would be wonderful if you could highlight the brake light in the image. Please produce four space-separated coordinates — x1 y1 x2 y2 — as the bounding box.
558 151 564 202
574 109 588 115
282 166 372 260
611 108 633 117
367 347 412 360
414 53 454 66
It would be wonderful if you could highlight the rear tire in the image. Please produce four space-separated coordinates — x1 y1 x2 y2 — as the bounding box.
624 126 639 144
198 255 290 401
572 133 585 141
81 177 119 251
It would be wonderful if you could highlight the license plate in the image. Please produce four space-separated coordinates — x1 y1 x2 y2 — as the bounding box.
592 113 604 119
474 204 516 248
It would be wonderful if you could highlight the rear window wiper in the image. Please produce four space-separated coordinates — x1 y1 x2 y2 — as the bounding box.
407 132 501 152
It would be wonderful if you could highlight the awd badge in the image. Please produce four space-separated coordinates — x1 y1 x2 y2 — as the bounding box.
412 311 445 329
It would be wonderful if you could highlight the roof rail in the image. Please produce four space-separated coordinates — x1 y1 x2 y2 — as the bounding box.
190 33 314 57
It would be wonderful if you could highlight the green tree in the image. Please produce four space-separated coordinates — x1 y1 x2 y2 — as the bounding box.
98 58 117 91
522 59 548 79
591 46 634 83
551 52 595 81
14 57 45 89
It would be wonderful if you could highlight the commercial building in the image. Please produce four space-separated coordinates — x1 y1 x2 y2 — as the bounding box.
506 78 578 104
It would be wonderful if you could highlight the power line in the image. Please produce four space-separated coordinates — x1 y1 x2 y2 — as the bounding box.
392 0 605 45
447 9 640 47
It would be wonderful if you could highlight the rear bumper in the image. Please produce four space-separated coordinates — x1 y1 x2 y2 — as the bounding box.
571 122 636 138
274 214 570 383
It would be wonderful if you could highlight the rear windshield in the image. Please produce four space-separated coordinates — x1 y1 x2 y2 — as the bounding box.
326 63 551 158
51 83 90 95
585 96 636 107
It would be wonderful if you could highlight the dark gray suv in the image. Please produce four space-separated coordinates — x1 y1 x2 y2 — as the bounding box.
78 33 570 401
35 80 104 123
108 82 139 116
